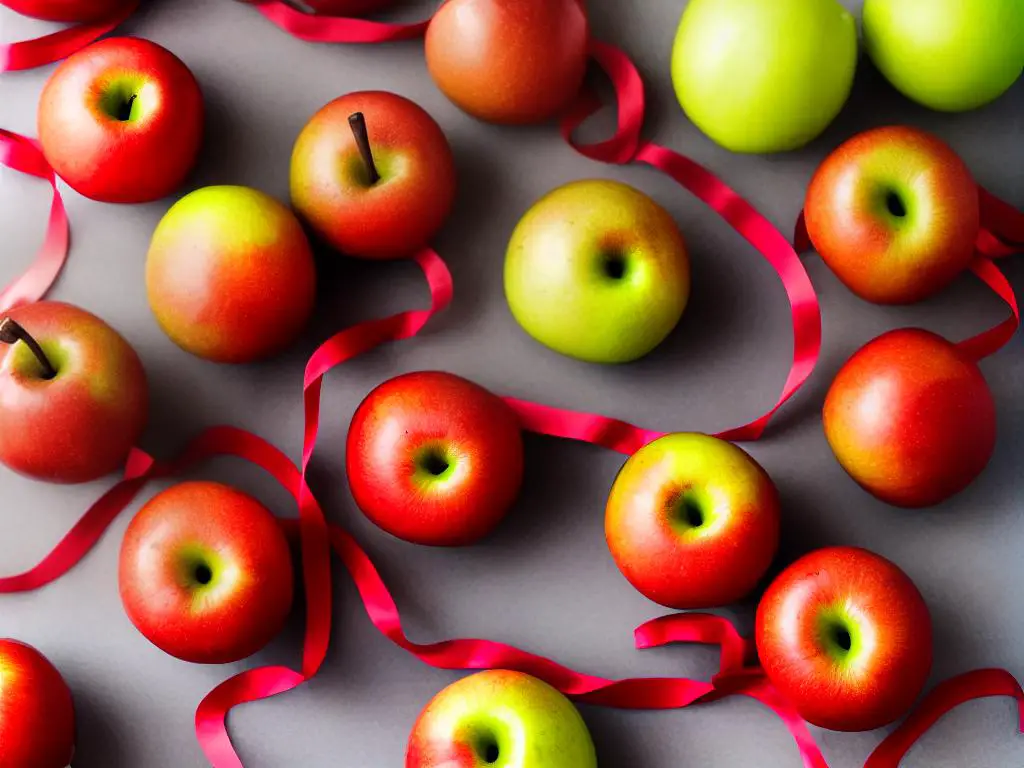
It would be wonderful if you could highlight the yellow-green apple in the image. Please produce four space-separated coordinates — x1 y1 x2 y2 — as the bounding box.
805 125 980 304
864 0 1024 112
671 0 857 153
504 179 690 364
823 328 996 508
118 481 294 664
37 37 203 204
3 0 126 20
145 185 317 364
0 302 148 484
346 371 524 547
756 546 933 731
290 91 456 260
406 670 598 767
424 0 590 125
605 433 780 609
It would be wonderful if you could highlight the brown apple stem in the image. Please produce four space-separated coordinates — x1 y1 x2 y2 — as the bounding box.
348 112 380 185
119 94 138 122
0 318 56 380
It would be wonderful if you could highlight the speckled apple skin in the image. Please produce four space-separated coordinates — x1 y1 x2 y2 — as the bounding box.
605 433 780 609
2 0 125 22
0 301 148 484
146 185 317 364
118 481 294 665
823 328 996 508
406 670 598 768
805 125 979 304
756 546 933 732
425 0 590 125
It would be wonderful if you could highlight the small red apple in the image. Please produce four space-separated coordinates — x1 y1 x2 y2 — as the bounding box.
756 545 933 732
37 36 204 204
425 0 590 125
118 481 294 664
0 301 148 484
804 125 979 304
824 328 996 507
290 91 456 260
346 371 524 546
0 638 75 768
2 0 126 21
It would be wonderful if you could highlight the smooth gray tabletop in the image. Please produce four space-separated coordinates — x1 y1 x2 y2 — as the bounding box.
1 1 1022 766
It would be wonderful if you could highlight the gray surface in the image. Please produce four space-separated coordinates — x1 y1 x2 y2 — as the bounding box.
1 1 1022 766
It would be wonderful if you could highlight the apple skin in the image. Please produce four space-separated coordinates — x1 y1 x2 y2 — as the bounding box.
605 433 781 609
2 0 126 21
864 0 1024 113
0 639 76 768
118 481 294 664
346 371 524 547
504 179 690 364
823 328 996 508
425 0 590 125
671 0 857 153
406 670 598 768
290 91 456 260
805 125 980 305
756 546 933 731
0 301 148 484
37 37 204 204
146 185 317 364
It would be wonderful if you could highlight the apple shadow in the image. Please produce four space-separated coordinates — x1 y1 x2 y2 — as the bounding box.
66 687 131 768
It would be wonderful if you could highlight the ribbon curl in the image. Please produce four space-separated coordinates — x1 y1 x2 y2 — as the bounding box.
251 0 429 43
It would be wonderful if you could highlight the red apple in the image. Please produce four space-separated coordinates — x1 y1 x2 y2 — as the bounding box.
756 546 933 731
145 185 317 364
346 371 524 546
290 91 456 260
605 433 780 608
804 125 979 304
0 639 75 768
824 328 996 508
37 36 204 204
0 302 148 484
2 0 126 21
425 0 590 125
118 481 294 664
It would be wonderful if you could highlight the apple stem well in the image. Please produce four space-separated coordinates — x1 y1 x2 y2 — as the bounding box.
348 112 381 185
0 318 57 380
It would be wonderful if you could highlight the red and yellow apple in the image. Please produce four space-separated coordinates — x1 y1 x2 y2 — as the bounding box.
2 0 126 20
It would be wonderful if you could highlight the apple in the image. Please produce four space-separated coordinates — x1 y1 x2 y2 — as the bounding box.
605 433 780 609
119 481 294 664
2 0 126 21
290 91 456 260
756 545 933 731
145 185 317 364
424 0 590 125
864 0 1024 112
406 670 598 768
671 0 857 153
823 328 996 508
0 302 148 484
37 36 203 204
504 179 690 364
346 371 524 547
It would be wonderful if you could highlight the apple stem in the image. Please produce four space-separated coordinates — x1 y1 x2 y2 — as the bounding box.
348 112 380 185
120 94 138 122
0 318 57 380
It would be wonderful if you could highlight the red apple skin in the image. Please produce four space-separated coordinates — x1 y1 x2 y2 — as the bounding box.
346 371 524 547
118 481 294 664
824 328 996 508
37 36 204 204
756 546 933 732
805 125 979 304
290 91 456 260
0 639 75 768
0 301 148 484
425 0 590 125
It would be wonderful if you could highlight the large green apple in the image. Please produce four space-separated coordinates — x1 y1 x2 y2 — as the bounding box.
864 0 1024 112
671 0 857 153
504 179 690 364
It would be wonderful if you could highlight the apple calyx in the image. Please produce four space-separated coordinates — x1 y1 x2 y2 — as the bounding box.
0 317 57 380
348 112 381 185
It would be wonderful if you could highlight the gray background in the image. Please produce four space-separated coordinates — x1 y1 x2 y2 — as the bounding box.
0 1 1021 766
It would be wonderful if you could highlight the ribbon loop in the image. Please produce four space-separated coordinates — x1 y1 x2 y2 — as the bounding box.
957 257 1019 361
252 0 430 44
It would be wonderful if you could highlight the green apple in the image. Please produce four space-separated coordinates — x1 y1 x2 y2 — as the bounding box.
406 670 598 767
864 0 1024 112
504 179 690 364
671 0 857 153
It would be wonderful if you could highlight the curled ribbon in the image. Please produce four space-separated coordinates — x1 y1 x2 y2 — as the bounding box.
251 0 430 43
